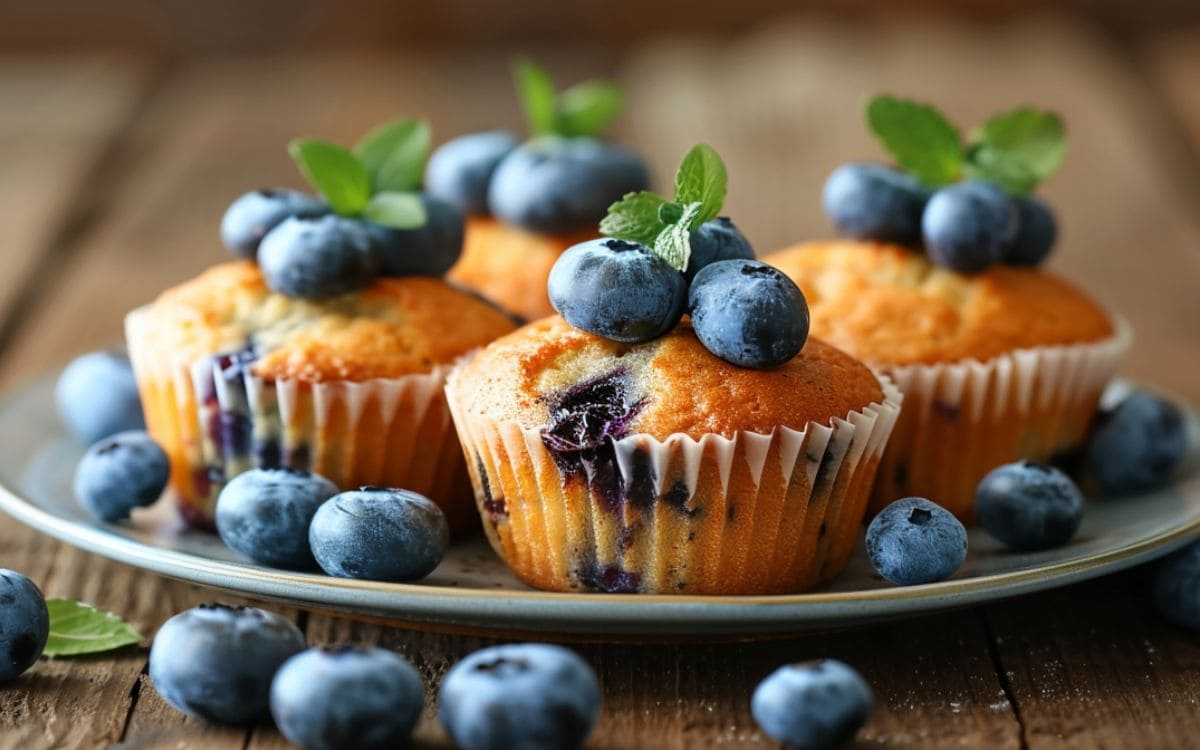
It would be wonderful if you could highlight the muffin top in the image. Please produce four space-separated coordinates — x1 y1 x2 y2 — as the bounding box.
767 241 1114 366
131 261 516 382
450 316 884 438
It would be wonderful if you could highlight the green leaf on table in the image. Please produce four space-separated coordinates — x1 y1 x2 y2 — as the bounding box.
288 139 372 215
353 118 431 193
362 191 427 229
513 58 559 137
865 94 963 186
965 107 1066 194
673 144 727 226
44 599 141 657
600 191 668 246
557 80 624 138
651 201 704 272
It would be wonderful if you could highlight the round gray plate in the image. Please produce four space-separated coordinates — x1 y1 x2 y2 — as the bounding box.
1 377 1197 638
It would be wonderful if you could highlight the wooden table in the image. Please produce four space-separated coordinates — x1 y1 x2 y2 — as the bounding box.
2 14 1199 749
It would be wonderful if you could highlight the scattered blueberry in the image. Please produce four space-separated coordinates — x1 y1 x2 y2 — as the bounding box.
1085 392 1188 495
148 604 305 724
688 259 810 369
309 488 449 582
438 643 601 750
976 461 1084 551
270 645 424 750
215 468 339 570
0 570 49 682
56 350 144 444
685 217 756 281
426 130 520 216
822 163 929 245
259 215 380 299
865 497 967 585
221 189 326 259
73 431 169 522
921 180 1015 273
369 194 464 277
1154 542 1200 630
548 238 687 344
751 660 873 750
1003 195 1057 267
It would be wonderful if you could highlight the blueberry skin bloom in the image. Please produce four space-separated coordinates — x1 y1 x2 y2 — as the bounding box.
215 468 339 570
270 645 424 750
56 350 145 444
309 488 449 582
688 259 810 369
221 189 326 259
751 660 873 750
921 180 1015 273
0 570 49 683
548 238 687 344
866 497 967 585
426 130 520 216
73 430 169 522
259 215 381 299
685 217 756 281
438 643 601 750
1154 542 1200 631
149 604 305 724
822 163 929 246
976 461 1084 551
369 194 465 277
1085 392 1188 495
1003 195 1057 267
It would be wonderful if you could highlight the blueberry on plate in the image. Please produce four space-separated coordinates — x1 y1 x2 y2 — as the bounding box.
309 488 449 582
0 570 49 683
56 350 145 444
685 217 756 281
822 163 929 246
149 604 305 724
865 497 967 585
921 180 1015 273
1003 195 1057 267
548 238 687 344
438 643 601 750
73 430 169 522
751 660 873 750
259 215 380 299
215 468 339 570
1154 542 1200 631
976 461 1084 551
221 189 326 259
426 130 520 216
1085 392 1188 495
369 194 464 277
271 645 424 750
688 259 810 369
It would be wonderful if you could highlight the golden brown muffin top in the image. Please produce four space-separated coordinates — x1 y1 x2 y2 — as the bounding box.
766 241 1114 365
131 261 516 382
451 316 884 438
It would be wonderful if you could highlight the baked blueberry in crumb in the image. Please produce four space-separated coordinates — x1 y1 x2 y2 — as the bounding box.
865 497 967 585
752 659 873 750
542 369 645 457
576 560 642 594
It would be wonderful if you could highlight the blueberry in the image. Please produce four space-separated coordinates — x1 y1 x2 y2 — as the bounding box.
1086 392 1187 495
215 468 339 570
976 461 1084 550
921 180 1015 273
822 163 929 245
865 497 967 585
309 488 449 582
369 194 464 277
0 570 49 682
259 215 380 299
488 138 648 233
56 350 144 444
148 604 305 724
548 238 687 343
221 189 326 259
73 430 169 522
438 643 601 750
688 259 810 369
270 645 424 750
751 660 873 750
1003 195 1057 267
685 217 756 281
426 131 520 216
1154 542 1200 630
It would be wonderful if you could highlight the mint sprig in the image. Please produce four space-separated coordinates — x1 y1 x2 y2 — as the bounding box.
512 58 624 140
354 119 431 193
44 599 141 657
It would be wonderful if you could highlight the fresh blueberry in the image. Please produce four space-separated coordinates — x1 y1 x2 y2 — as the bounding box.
56 350 145 445
221 189 326 259
685 217 756 281
976 461 1084 550
73 430 169 522
309 488 449 582
0 570 49 682
426 131 520 216
1003 195 1057 267
148 604 305 724
751 660 873 750
215 468 339 570
921 180 1015 273
369 194 464 277
822 163 929 245
688 259 810 369
488 138 648 233
1085 392 1188 495
259 215 380 299
438 643 601 750
865 497 967 585
548 238 687 344
1154 541 1200 630
270 645 424 750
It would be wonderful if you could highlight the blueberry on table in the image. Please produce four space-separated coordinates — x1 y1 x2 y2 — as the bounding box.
148 604 305 724
0 570 49 683
866 497 967 585
221 189 326 259
309 488 449 582
976 461 1084 551
751 659 873 750
1085 392 1188 495
215 468 339 570
1003 195 1057 267
56 350 145 445
438 643 601 750
73 430 169 522
688 259 810 369
1154 542 1200 631
370 193 464 277
426 130 520 216
259 215 381 299
270 645 424 750
921 180 1015 273
685 217 756 281
822 163 929 245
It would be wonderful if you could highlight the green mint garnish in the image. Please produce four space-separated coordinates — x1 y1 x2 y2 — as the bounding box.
674 144 728 225
353 118 431 194
362 191 427 229
43 599 141 657
865 95 964 187
652 202 704 271
512 58 624 140
288 139 372 216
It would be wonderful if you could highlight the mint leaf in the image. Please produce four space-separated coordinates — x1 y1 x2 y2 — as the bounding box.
288 139 372 216
600 191 668 246
657 202 684 225
674 144 727 225
557 81 623 138
44 599 141 657
362 191 427 229
513 59 558 137
966 107 1065 194
651 201 703 272
963 145 1039 194
865 95 963 186
354 119 431 193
